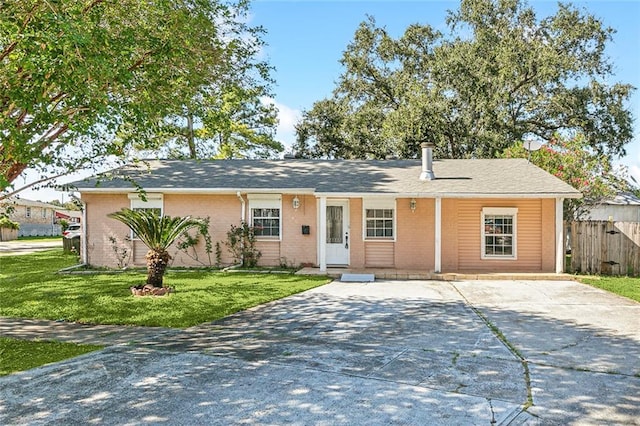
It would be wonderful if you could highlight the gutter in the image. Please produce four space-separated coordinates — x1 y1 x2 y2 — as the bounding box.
313 192 583 199
76 187 581 200
77 187 316 195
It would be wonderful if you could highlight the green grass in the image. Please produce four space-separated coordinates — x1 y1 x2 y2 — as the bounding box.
578 276 640 303
0 337 102 376
0 250 330 328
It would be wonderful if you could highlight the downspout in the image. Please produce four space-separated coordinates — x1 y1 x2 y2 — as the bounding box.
236 192 245 222
81 199 88 264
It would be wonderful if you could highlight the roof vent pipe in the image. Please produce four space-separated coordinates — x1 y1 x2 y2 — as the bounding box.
419 142 435 181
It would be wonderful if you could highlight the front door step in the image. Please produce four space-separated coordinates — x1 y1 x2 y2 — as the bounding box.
340 273 375 282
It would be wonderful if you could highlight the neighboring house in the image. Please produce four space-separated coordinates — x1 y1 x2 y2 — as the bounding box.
55 209 82 224
72 144 581 273
0 197 61 236
585 192 640 222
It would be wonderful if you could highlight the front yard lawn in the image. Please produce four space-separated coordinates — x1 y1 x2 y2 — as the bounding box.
578 276 640 303
0 250 330 328
0 337 102 376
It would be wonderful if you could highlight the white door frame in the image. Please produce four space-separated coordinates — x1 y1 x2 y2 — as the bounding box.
318 198 350 269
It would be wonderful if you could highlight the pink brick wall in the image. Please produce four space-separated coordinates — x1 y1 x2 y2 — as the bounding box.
394 198 435 270
83 193 131 267
83 192 557 273
279 194 317 267
83 192 318 268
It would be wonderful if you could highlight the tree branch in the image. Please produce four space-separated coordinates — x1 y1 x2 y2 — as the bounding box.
0 170 77 201
0 4 41 62
83 0 105 14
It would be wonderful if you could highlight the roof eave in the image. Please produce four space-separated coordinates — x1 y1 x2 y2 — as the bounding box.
77 187 317 195
78 187 582 199
314 192 583 199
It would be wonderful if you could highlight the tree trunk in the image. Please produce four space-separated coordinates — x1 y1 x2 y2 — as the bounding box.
145 249 171 287
186 112 196 159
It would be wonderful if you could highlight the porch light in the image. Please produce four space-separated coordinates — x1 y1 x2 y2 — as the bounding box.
410 198 417 212
293 195 300 209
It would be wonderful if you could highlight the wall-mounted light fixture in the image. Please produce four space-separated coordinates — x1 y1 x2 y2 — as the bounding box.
293 195 300 210
410 198 417 213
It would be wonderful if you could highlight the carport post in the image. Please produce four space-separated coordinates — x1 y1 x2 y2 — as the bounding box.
319 196 327 272
435 197 441 273
556 198 564 273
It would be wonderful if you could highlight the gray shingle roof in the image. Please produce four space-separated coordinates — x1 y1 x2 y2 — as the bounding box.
73 158 581 198
601 192 640 205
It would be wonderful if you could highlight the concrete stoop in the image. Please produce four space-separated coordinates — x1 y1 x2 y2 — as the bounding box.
297 267 577 282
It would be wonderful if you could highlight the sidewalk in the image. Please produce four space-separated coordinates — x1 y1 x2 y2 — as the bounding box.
0 240 62 256
0 317 179 346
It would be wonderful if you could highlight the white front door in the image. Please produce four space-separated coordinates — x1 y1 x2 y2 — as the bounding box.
325 201 349 266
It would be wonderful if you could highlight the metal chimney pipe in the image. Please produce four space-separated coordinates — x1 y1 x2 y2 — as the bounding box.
419 142 435 181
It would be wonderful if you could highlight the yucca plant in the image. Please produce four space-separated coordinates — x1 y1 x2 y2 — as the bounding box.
108 208 204 287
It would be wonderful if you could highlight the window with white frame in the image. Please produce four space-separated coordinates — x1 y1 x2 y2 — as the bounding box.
482 207 517 259
248 194 281 239
25 207 31 218
41 208 47 218
128 194 163 238
363 199 396 240
129 193 163 215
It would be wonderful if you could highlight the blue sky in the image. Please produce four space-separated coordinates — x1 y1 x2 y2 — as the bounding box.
19 0 640 202
253 0 640 178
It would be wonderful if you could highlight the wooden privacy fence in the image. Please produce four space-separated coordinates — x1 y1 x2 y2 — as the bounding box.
570 221 640 276
62 236 80 255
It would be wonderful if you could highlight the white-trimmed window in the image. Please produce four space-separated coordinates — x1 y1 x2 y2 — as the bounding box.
128 193 163 238
248 194 281 239
25 207 31 218
41 208 47 218
363 198 396 240
481 207 517 259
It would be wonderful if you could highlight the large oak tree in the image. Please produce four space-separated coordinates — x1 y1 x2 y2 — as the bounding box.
294 0 634 162
0 0 276 198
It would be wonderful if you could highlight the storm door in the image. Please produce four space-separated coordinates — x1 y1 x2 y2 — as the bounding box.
325 201 349 265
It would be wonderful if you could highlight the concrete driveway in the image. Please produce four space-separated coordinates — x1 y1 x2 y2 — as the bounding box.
0 279 638 425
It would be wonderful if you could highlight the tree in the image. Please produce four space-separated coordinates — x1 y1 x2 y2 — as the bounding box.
295 0 634 161
121 10 283 160
136 85 282 160
108 209 204 287
502 134 633 219
0 0 260 198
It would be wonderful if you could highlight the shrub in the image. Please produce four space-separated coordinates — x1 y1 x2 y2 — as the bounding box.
0 217 19 230
225 221 261 267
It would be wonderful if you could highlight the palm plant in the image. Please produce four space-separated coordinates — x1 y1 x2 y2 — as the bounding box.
108 208 204 287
